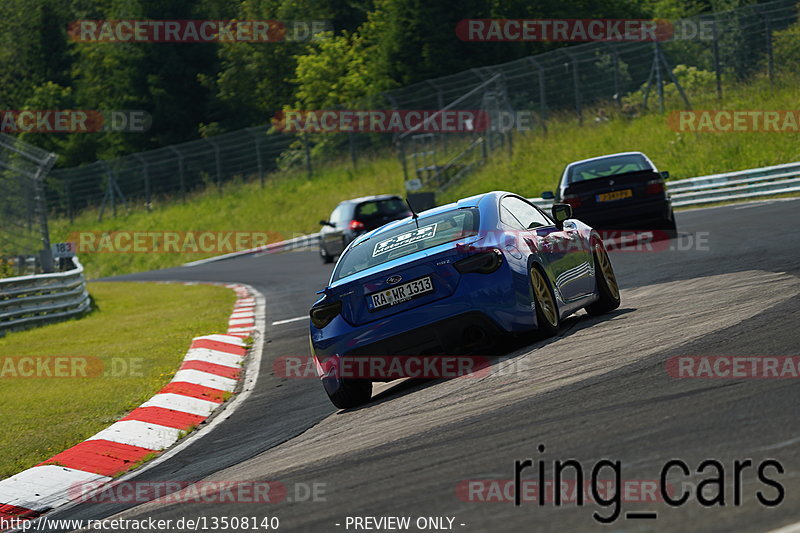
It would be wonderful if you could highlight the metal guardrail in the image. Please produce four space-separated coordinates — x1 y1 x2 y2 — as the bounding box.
0 257 91 335
667 162 800 207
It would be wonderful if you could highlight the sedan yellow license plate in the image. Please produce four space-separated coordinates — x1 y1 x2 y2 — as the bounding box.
597 189 633 202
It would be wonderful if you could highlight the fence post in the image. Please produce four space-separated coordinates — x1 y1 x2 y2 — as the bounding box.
207 139 222 191
764 14 774 87
565 52 583 125
169 146 186 202
135 154 150 211
303 135 313 179
654 43 665 114
251 129 264 187
34 153 57 273
605 44 622 110
712 19 723 103
527 58 547 134
65 178 74 224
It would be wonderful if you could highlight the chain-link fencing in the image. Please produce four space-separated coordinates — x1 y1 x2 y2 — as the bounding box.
0 133 57 276
43 0 799 220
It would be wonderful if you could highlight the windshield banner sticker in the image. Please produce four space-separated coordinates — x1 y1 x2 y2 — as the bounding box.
373 223 437 257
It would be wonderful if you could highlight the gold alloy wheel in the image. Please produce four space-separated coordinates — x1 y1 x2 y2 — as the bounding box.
530 267 558 327
595 243 620 300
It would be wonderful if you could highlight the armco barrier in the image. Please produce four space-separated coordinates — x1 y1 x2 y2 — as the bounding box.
0 257 90 335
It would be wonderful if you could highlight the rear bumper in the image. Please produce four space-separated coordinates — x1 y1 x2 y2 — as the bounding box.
573 197 672 230
310 267 539 377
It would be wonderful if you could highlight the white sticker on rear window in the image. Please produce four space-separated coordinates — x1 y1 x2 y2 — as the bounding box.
372 223 437 257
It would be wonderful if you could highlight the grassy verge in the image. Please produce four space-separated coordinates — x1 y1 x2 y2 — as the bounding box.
0 281 235 479
50 75 800 279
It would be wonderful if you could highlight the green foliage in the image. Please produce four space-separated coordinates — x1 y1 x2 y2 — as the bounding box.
623 64 716 110
771 20 800 76
0 0 788 167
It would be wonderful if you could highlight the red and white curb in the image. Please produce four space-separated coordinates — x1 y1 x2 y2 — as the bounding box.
0 283 259 530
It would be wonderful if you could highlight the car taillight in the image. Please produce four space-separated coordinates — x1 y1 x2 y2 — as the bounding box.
349 220 365 231
310 300 342 329
563 195 582 208
454 248 504 274
645 179 665 195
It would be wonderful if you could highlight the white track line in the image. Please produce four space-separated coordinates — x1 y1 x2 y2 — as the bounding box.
766 522 800 533
271 316 307 326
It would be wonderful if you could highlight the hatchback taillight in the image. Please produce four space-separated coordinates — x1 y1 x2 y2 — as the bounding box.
349 220 365 231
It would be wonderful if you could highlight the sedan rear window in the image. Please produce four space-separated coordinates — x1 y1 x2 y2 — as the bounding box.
567 154 652 183
355 198 408 221
332 208 479 281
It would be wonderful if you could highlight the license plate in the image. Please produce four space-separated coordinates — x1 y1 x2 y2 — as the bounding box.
369 276 434 310
597 189 633 202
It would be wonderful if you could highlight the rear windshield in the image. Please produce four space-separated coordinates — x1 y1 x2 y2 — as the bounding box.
355 198 408 221
567 154 652 183
332 208 480 281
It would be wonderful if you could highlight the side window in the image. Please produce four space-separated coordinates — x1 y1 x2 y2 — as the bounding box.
329 205 343 227
502 196 552 230
500 205 525 230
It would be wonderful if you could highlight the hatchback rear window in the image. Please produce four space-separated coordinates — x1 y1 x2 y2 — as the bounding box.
567 154 652 183
332 208 480 281
355 198 408 220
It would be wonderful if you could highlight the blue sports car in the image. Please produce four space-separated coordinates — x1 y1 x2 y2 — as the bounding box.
309 191 620 408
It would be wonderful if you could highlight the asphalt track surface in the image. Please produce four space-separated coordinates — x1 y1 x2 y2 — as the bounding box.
43 198 800 533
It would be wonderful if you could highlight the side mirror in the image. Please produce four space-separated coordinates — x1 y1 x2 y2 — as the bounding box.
660 170 669 180
319 220 334 228
541 191 555 200
551 203 573 228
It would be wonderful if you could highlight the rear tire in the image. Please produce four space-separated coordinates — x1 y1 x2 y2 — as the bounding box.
660 210 678 239
586 242 621 316
320 246 334 264
326 378 372 409
530 266 560 338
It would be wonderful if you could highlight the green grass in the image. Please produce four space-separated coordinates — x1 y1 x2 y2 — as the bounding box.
443 75 800 203
50 75 800 279
0 281 235 479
